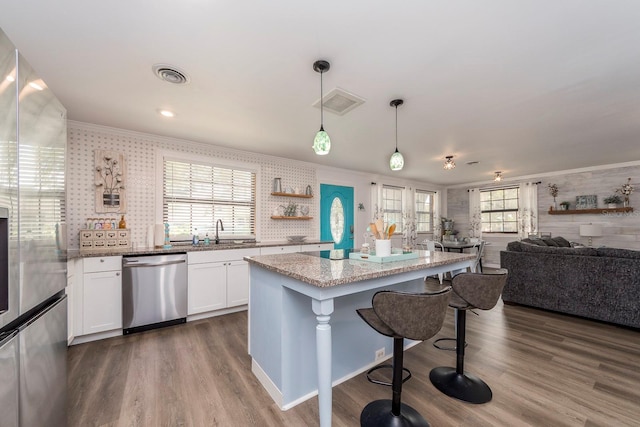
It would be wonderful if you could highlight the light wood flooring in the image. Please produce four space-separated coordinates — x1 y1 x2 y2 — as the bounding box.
68 294 640 426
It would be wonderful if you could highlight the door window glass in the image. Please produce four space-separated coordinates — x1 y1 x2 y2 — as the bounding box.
330 197 344 243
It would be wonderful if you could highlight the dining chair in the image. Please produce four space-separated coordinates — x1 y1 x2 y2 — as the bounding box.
419 240 445 284
469 240 485 273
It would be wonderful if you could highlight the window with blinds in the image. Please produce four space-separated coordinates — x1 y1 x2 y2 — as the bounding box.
163 159 256 241
18 143 66 242
415 189 434 233
381 185 403 232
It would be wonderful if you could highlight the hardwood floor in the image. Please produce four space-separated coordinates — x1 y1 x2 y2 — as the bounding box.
68 296 640 426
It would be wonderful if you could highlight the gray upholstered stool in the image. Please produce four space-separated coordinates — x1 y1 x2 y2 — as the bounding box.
357 287 452 427
429 269 508 404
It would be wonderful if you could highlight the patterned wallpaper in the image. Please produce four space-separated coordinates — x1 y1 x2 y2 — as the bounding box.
67 122 317 249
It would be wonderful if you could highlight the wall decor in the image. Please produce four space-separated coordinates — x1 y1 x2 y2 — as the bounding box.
575 195 597 210
95 150 126 213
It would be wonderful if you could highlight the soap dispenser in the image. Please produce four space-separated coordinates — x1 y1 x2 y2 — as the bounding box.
192 228 200 246
204 233 210 246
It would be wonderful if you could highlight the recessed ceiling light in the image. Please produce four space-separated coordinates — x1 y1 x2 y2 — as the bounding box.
28 82 44 90
6 75 15 82
159 110 175 118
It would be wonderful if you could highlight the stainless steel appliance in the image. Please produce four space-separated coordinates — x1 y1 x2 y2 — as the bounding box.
122 253 187 334
0 27 68 427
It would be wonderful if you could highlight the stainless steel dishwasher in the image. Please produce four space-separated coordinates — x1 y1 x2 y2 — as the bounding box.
122 253 187 334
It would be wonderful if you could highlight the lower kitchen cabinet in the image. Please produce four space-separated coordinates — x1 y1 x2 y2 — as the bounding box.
188 262 227 314
82 256 122 335
187 248 259 316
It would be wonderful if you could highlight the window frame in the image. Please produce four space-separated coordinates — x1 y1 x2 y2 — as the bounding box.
381 184 404 233
157 151 259 242
414 189 435 233
480 187 519 234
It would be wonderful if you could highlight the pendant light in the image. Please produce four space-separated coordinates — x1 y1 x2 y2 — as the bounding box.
494 171 503 182
389 99 404 171
312 60 331 155
443 155 456 170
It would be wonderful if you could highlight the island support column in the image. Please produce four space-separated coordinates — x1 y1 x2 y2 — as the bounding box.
312 298 334 427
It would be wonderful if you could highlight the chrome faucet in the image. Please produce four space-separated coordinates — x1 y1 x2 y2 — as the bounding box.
215 219 224 244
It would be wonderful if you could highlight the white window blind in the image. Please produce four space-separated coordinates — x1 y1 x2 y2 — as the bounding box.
415 189 434 233
163 159 256 240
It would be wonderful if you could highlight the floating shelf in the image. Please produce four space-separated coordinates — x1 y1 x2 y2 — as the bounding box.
271 192 313 199
271 216 313 220
548 207 633 215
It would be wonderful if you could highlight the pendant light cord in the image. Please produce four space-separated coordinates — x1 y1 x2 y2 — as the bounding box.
395 104 398 150
320 70 324 129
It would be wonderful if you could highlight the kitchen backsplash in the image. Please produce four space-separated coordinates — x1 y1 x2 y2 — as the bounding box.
67 122 318 249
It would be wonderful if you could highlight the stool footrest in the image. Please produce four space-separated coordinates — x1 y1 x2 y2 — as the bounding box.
366 364 412 387
433 337 467 351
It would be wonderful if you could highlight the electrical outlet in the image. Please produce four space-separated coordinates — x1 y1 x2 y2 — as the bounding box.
375 348 385 361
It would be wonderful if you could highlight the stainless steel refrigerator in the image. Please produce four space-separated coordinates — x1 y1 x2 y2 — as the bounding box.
0 27 68 427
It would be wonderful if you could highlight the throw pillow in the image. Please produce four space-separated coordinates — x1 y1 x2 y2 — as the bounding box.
542 238 559 247
551 236 572 247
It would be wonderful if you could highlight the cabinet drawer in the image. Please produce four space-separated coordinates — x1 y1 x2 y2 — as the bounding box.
83 256 122 273
301 243 334 251
188 247 260 265
260 245 300 255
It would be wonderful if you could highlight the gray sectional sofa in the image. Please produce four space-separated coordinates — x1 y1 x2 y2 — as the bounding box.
500 237 640 328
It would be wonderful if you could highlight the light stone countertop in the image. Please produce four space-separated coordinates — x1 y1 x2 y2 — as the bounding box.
67 240 332 260
245 250 476 288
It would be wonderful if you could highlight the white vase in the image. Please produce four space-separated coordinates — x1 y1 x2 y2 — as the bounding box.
607 203 617 209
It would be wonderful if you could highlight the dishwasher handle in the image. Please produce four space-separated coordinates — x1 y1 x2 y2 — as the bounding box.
123 259 186 268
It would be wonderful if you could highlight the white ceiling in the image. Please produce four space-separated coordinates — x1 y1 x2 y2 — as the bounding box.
3 1 640 185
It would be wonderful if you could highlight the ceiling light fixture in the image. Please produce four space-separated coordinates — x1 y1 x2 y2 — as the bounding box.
443 156 456 170
312 60 331 155
494 171 503 182
389 99 404 171
28 82 44 91
159 110 175 118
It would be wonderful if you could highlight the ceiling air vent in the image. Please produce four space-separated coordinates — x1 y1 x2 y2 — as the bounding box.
313 88 365 116
152 64 190 85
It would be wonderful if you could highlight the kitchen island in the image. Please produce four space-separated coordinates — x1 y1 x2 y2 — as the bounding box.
245 250 475 427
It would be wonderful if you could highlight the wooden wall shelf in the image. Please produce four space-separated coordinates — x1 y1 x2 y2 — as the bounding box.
548 207 633 215
271 216 313 220
271 192 313 199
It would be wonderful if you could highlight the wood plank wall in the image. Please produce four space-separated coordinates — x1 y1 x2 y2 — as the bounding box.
446 164 640 266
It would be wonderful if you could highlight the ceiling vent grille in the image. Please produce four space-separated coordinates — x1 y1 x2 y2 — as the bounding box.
313 88 365 116
152 64 190 85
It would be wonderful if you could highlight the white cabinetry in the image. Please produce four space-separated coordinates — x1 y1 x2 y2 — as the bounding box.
187 248 259 318
300 243 334 251
82 256 122 336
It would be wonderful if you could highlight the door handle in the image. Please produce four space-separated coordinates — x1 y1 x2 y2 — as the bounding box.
350 225 354 234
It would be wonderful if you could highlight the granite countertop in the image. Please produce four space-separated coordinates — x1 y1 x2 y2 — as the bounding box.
245 250 476 288
67 240 332 260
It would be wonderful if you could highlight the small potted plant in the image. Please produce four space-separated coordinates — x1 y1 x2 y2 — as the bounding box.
559 201 571 210
603 194 622 208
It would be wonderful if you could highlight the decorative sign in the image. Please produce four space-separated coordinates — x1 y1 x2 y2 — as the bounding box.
575 195 597 210
95 150 126 213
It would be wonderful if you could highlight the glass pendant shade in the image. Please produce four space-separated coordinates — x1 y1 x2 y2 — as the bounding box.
313 127 331 155
390 149 404 171
444 156 456 170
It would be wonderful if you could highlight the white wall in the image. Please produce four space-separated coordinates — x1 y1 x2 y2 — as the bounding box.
67 121 441 250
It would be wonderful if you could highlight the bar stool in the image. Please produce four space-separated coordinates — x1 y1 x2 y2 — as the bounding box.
356 287 452 426
429 269 508 404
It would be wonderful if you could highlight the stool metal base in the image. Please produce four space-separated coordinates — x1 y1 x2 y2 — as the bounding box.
360 400 430 427
432 337 467 351
429 367 492 404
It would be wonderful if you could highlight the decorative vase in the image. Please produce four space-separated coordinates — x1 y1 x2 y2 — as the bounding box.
103 190 120 207
375 239 391 257
624 196 630 207
607 203 617 209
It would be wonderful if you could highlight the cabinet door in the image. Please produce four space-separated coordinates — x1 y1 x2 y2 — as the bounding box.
227 260 249 307
188 263 227 315
83 271 122 334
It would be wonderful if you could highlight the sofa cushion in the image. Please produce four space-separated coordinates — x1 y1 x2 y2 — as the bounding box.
521 238 547 246
596 247 640 259
519 242 598 256
551 236 572 247
506 241 524 251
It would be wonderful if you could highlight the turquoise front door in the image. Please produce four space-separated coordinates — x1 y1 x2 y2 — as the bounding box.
320 184 354 250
